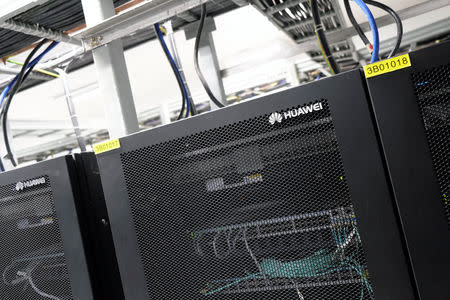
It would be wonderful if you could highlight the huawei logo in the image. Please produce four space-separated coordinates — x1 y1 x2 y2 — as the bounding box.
269 112 283 125
15 177 46 191
15 182 24 191
268 102 324 125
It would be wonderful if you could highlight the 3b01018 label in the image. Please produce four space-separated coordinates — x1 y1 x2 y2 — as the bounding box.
94 139 121 154
364 54 411 78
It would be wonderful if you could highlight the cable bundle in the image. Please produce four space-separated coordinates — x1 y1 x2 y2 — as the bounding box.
154 23 196 119
309 0 403 71
203 226 374 299
0 39 59 170
344 0 403 62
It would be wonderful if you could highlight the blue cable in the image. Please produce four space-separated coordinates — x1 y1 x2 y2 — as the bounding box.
353 0 379 63
154 23 190 118
0 84 12 108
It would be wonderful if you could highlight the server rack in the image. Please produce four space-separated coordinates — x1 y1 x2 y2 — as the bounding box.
0 156 93 300
96 69 419 299
0 154 124 300
366 41 450 299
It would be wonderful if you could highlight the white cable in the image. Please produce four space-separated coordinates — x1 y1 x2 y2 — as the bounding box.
2 263 16 286
243 229 263 274
340 227 357 249
28 275 61 300
290 279 305 300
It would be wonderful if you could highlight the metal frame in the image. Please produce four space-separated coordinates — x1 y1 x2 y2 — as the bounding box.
75 0 212 50
0 20 81 46
96 69 417 299
81 0 139 139
366 41 450 300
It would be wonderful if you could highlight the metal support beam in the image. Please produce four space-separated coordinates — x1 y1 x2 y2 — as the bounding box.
231 0 249 6
286 60 300 86
177 11 198 22
159 103 171 125
266 0 304 14
76 0 212 50
81 0 139 138
185 18 226 110
0 20 82 46
285 11 336 31
251 1 295 40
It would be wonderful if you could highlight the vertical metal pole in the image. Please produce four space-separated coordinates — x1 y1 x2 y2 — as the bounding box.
286 60 300 86
80 0 139 138
56 68 87 152
159 103 171 125
164 20 195 113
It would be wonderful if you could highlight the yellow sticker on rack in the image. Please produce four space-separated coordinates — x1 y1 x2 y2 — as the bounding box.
364 53 411 78
94 139 121 154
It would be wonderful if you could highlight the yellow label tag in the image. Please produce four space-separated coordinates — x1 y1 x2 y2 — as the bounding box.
93 139 121 154
364 54 411 78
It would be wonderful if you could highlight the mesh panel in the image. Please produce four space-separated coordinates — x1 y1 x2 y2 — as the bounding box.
0 176 73 299
412 64 450 225
120 100 375 299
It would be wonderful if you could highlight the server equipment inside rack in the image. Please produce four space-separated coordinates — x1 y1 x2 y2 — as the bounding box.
0 154 123 300
366 41 450 299
96 69 419 299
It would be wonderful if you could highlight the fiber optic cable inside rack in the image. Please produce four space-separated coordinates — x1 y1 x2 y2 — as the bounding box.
192 206 374 299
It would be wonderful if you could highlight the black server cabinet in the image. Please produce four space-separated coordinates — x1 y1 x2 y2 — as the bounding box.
0 154 124 300
0 156 94 300
366 41 450 299
96 70 418 299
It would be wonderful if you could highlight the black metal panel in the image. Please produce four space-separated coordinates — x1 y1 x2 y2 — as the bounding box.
366 41 450 299
72 153 125 300
0 156 94 300
412 64 450 224
97 69 417 299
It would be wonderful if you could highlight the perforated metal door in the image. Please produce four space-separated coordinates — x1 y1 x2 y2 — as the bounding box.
412 64 450 225
120 100 375 299
0 176 73 300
